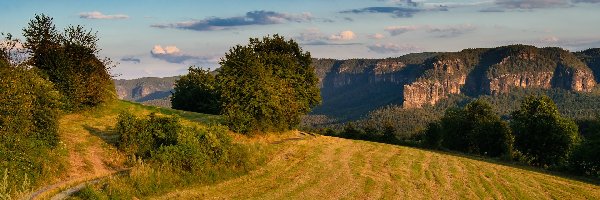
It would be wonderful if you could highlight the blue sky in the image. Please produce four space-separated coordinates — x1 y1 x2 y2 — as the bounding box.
2 0 600 79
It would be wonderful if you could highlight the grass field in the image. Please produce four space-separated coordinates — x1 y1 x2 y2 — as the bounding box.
156 135 600 200
32 100 600 199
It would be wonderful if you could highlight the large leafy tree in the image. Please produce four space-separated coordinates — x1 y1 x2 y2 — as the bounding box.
171 67 220 114
22 14 114 110
217 35 321 133
510 95 580 167
431 99 513 157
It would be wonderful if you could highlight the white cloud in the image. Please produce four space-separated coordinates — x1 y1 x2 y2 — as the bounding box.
369 33 386 39
151 45 181 55
328 31 357 41
79 11 129 20
150 45 218 64
385 26 419 36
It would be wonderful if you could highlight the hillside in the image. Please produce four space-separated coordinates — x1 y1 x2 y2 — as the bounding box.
157 135 600 199
21 99 599 199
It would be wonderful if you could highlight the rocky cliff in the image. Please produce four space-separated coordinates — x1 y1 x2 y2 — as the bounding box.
113 76 179 107
313 45 599 117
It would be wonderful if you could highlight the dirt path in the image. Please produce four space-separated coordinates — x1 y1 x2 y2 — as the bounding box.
156 136 600 200
28 113 127 200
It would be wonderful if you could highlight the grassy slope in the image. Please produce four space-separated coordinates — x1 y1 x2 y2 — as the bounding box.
157 136 600 200
36 100 600 199
30 100 220 199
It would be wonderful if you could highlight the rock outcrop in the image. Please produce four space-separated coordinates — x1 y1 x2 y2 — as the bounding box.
313 45 599 113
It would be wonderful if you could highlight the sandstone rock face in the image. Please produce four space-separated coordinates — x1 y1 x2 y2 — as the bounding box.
402 59 467 108
487 72 553 95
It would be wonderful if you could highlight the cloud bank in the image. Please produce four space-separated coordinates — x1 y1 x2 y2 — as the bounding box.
152 10 312 31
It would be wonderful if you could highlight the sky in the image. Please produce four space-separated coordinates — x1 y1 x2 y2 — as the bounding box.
1 0 600 79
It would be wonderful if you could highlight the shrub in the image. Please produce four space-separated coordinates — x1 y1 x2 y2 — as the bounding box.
510 95 580 167
0 58 62 197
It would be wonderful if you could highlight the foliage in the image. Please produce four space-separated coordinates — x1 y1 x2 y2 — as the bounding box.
171 67 220 114
22 14 115 111
217 34 320 133
510 95 580 167
424 99 513 157
82 111 257 198
115 112 249 172
423 122 442 149
0 54 62 197
570 116 600 177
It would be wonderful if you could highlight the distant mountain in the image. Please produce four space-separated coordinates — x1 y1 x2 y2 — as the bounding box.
312 45 600 120
113 76 179 107
113 45 600 121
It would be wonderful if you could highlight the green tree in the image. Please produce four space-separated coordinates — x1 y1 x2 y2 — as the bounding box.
435 99 513 157
217 35 320 133
171 67 220 114
23 14 114 110
510 95 580 167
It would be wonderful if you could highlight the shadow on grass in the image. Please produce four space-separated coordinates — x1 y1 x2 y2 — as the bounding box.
119 100 223 125
328 134 600 186
83 125 119 146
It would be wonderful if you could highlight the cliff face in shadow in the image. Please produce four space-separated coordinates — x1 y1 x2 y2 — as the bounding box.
313 45 599 119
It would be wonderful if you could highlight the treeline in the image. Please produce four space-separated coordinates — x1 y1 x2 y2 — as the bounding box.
1 14 115 197
314 95 600 178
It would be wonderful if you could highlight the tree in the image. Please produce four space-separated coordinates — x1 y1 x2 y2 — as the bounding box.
433 99 513 157
22 14 114 110
171 67 220 114
217 35 320 133
510 95 580 167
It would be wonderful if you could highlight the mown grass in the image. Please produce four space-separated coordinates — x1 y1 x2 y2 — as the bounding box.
156 136 600 200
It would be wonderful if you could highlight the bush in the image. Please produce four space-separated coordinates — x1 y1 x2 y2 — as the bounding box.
116 112 180 159
171 67 220 114
510 95 580 167
115 112 248 173
0 60 62 196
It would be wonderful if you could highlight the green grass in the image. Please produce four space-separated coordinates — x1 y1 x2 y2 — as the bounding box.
30 100 600 199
